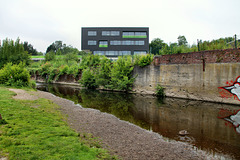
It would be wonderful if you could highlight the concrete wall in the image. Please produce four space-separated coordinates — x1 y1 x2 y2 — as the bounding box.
133 49 240 105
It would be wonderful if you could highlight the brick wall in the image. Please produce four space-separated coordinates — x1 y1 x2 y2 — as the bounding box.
154 48 240 65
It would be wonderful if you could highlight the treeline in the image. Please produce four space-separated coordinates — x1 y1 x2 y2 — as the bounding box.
150 35 238 55
0 38 31 68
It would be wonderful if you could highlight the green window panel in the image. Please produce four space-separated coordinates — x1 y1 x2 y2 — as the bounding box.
99 45 108 48
122 35 147 38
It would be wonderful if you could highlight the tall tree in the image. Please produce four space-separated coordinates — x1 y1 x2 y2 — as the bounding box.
0 38 30 68
46 41 80 55
23 41 38 55
149 38 167 55
177 35 188 46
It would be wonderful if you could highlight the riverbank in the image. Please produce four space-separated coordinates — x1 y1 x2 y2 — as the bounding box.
9 88 216 159
0 87 114 159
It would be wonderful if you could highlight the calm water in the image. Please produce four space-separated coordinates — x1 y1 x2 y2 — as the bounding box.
37 83 240 159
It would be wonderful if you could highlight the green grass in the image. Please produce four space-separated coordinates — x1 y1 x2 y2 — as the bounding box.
0 87 115 160
31 55 82 59
31 56 44 58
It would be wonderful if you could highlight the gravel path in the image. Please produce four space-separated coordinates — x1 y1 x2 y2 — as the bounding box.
9 89 216 160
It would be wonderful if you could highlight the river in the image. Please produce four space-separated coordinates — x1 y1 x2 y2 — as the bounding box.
37 83 240 159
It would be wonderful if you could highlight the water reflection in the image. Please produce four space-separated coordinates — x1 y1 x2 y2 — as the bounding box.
37 83 240 159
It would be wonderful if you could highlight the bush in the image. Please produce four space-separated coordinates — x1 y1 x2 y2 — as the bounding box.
80 68 98 89
156 84 165 98
0 63 31 87
64 52 79 63
110 56 135 91
136 54 153 67
45 51 56 62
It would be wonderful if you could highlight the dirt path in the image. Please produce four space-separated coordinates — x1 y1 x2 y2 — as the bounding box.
9 89 216 160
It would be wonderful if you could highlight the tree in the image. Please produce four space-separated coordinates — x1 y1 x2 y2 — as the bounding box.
0 38 31 68
149 38 167 55
177 35 188 46
46 41 80 55
23 41 38 55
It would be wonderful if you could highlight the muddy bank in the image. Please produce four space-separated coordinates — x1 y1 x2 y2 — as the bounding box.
10 89 216 160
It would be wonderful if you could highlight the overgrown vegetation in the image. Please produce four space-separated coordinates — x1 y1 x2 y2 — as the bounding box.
0 38 31 69
0 63 35 88
0 87 115 159
30 53 153 92
150 36 239 55
79 55 140 91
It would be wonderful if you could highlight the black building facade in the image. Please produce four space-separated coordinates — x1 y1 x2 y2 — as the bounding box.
81 27 149 58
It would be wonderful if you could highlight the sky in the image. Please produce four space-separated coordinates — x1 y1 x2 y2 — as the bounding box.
0 0 240 53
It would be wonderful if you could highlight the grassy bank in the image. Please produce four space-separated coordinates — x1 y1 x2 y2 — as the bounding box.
0 87 115 160
31 55 82 59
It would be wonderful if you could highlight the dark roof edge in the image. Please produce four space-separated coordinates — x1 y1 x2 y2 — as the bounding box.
82 27 149 29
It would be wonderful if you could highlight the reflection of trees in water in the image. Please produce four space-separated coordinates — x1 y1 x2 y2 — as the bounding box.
40 84 150 130
79 90 150 130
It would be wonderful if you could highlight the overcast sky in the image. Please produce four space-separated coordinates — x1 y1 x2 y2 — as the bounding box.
0 0 239 53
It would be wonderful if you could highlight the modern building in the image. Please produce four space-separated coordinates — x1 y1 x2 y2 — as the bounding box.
81 27 149 58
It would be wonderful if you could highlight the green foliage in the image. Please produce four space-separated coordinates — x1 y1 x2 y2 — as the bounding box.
0 87 114 160
45 51 56 62
135 54 153 67
23 41 38 55
46 40 80 55
156 84 165 98
78 55 136 91
64 52 79 63
149 38 167 55
0 38 31 69
0 63 31 87
95 56 112 87
80 68 98 89
80 54 101 69
177 35 188 46
110 56 135 91
0 119 8 125
154 36 237 55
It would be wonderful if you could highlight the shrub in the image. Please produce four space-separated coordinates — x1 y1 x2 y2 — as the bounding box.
0 63 31 87
156 84 165 98
80 68 98 89
64 52 79 63
110 56 135 91
45 51 56 62
137 54 153 67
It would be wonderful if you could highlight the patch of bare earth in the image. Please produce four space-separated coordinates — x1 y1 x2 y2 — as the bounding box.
9 89 216 160
9 89 38 100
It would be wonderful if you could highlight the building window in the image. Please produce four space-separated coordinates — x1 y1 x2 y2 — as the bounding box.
135 41 145 45
106 51 118 56
102 31 120 36
99 41 108 47
110 41 121 45
93 51 131 56
88 31 97 36
119 51 131 55
122 32 147 38
110 40 144 45
88 40 97 45
134 51 147 55
93 51 105 55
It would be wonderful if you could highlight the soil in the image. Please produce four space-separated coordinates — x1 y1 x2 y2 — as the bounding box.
9 89 216 160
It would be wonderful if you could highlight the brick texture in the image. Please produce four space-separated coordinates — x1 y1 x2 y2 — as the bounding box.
154 48 240 65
